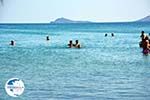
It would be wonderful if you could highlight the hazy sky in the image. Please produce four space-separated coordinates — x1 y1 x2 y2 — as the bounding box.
0 0 150 23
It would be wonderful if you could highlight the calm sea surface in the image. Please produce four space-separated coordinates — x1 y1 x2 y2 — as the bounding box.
0 23 150 100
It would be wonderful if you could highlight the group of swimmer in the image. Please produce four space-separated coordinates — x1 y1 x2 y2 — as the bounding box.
9 36 81 48
10 36 51 46
8 31 150 54
68 40 81 48
139 31 150 55
105 33 114 37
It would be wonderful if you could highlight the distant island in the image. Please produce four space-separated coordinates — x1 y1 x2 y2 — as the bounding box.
50 15 150 24
50 17 92 24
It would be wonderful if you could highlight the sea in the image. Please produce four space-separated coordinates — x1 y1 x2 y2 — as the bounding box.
0 22 150 100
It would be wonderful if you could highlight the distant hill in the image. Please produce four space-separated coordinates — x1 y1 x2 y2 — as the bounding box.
137 15 150 22
50 15 150 24
50 17 92 24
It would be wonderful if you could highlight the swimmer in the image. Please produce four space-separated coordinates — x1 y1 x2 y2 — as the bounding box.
46 36 50 41
111 33 114 37
139 31 147 48
105 34 107 37
10 40 15 46
140 31 145 39
142 36 150 54
68 40 73 48
74 40 81 48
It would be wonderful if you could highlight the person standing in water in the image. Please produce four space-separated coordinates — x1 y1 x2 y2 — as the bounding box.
140 31 145 39
142 36 150 54
139 31 146 48
105 34 108 37
68 40 73 48
74 40 81 48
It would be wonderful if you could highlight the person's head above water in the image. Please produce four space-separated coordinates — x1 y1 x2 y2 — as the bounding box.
10 40 15 46
68 40 73 48
69 40 73 44
111 33 114 36
141 31 145 34
46 36 50 41
75 40 79 44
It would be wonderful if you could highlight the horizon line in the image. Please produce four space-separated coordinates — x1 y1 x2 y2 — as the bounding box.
0 21 137 24
0 14 149 24
0 21 149 24
0 18 146 24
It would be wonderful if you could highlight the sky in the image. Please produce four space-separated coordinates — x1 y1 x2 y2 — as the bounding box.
0 0 150 23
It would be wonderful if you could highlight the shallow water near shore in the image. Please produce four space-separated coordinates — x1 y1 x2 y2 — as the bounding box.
0 23 150 100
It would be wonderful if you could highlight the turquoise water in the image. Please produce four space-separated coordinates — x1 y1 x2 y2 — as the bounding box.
0 23 150 100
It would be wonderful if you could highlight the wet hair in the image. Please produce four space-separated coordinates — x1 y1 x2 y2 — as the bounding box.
46 36 50 40
141 31 145 34
111 33 114 36
75 40 79 44
69 40 73 44
10 40 15 46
